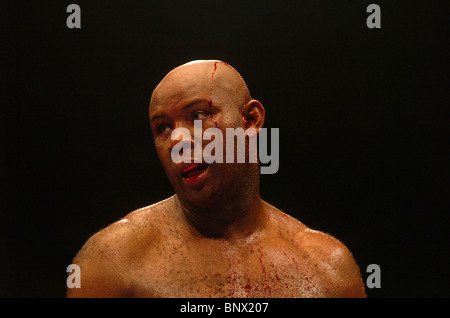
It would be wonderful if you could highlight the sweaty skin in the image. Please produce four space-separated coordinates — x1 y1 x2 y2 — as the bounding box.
67 60 366 298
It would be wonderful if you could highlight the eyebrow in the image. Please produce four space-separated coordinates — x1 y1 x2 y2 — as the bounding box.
150 98 211 122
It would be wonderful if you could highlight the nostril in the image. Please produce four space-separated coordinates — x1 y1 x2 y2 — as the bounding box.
167 146 184 155
169 139 195 157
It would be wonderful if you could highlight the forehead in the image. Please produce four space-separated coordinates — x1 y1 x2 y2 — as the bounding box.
150 65 212 114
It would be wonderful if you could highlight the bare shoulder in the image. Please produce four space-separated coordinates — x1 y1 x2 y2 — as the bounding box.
67 196 175 297
267 204 366 298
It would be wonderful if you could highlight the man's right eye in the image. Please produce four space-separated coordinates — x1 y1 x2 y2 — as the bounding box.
158 124 172 134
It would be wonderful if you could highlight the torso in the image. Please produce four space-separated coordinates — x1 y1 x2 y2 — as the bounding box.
112 196 347 298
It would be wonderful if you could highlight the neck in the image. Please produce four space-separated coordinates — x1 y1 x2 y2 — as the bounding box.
175 188 265 240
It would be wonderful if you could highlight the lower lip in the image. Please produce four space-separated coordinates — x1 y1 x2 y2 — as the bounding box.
183 166 209 186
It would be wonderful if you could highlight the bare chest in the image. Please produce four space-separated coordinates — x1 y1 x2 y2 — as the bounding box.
128 238 338 298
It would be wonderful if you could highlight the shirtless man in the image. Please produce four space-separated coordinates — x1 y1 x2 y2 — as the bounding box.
67 60 366 298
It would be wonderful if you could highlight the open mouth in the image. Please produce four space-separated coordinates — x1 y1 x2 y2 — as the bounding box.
182 164 209 179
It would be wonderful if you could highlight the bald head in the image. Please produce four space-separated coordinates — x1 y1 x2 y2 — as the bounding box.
150 60 251 115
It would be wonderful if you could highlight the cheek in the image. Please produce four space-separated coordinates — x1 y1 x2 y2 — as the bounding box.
154 140 170 165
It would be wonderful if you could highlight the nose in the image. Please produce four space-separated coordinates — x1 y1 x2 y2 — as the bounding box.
168 125 195 156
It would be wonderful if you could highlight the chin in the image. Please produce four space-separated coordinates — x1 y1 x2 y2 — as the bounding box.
177 183 233 209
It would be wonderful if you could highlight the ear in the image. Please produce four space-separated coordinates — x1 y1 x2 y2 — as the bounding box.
241 99 265 134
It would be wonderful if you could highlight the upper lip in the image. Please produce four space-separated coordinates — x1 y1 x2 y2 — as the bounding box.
177 162 209 178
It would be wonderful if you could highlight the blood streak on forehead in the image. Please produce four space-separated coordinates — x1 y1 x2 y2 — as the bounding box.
151 60 248 114
209 61 247 111
208 61 248 128
208 62 219 128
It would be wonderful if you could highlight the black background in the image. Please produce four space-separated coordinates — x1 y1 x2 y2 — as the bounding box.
1 1 448 298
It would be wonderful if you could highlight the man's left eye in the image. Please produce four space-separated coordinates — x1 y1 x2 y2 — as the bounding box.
192 111 209 120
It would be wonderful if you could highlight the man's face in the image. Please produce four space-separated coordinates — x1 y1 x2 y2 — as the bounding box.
149 62 249 207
